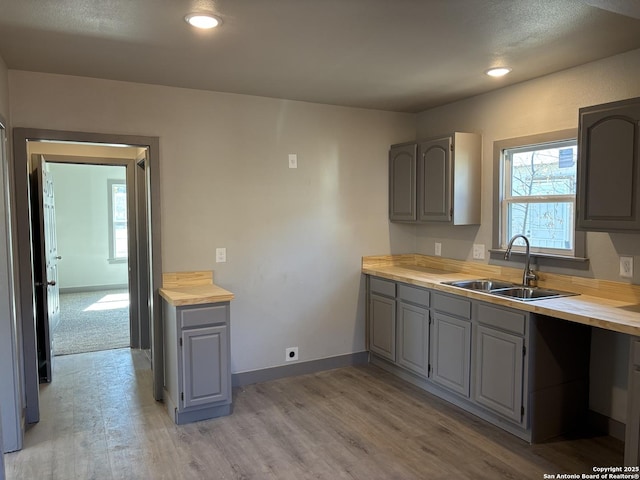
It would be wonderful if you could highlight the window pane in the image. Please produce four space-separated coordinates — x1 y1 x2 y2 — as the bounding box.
114 222 128 258
112 184 127 222
509 145 577 197
507 202 574 251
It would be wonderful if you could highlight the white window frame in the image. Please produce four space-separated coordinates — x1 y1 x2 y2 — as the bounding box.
493 129 586 261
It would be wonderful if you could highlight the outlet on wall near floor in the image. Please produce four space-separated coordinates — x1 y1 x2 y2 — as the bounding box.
472 244 485 260
216 247 227 263
285 347 299 362
620 256 633 278
435 242 442 256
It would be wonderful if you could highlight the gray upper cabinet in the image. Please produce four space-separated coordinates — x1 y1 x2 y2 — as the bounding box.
389 143 417 221
577 96 640 231
418 137 451 222
389 132 481 225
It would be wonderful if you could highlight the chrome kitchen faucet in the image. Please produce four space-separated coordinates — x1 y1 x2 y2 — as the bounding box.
504 234 537 287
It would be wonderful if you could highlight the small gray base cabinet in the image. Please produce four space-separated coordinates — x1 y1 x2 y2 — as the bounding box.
625 337 640 466
162 300 232 425
366 275 591 443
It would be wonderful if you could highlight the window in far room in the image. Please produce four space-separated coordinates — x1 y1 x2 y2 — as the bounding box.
493 129 585 259
108 179 127 262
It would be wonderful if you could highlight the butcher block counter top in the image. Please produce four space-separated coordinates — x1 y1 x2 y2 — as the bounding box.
363 255 640 337
159 270 234 306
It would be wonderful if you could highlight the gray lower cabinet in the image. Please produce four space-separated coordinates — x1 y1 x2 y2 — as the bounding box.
396 284 430 377
368 278 397 362
430 293 471 397
366 274 592 443
625 338 640 466
163 300 232 425
474 303 526 424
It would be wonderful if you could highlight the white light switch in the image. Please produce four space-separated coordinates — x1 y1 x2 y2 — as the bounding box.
288 154 298 169
216 247 226 263
435 243 442 256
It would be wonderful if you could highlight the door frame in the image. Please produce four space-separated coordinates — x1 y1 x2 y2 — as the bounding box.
12 128 163 426
38 155 138 353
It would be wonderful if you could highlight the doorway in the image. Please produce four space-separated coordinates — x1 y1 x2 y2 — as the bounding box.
47 162 131 356
12 129 163 438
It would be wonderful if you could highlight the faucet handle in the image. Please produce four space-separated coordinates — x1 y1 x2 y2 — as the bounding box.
525 269 538 287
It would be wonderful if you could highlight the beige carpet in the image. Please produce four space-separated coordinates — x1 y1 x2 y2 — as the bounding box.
53 289 130 356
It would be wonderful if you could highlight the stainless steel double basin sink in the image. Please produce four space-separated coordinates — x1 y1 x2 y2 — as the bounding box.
442 279 578 301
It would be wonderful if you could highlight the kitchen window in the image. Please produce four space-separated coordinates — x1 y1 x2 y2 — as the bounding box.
108 179 127 262
493 129 586 261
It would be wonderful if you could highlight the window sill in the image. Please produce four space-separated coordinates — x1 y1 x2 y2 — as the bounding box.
489 249 589 270
108 258 128 264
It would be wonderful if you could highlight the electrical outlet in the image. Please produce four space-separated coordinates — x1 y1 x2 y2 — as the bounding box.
472 244 485 260
215 247 226 263
285 347 299 362
288 154 298 169
620 256 633 278
435 242 442 256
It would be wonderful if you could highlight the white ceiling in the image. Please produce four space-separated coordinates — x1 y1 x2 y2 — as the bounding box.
1 0 640 113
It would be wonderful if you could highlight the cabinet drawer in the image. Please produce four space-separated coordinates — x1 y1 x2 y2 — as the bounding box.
180 304 228 329
633 340 640 367
397 283 430 306
370 277 396 297
477 304 526 336
432 293 471 319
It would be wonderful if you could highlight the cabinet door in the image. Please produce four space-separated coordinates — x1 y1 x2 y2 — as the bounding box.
430 312 471 396
389 144 417 221
182 325 230 409
474 325 524 423
397 301 429 377
577 98 640 231
369 293 396 361
625 339 640 466
418 137 452 222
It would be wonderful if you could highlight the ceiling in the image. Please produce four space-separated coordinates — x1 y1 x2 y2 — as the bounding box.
1 0 640 113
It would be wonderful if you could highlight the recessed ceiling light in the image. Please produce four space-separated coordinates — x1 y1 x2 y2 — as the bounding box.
185 13 221 29
486 67 512 77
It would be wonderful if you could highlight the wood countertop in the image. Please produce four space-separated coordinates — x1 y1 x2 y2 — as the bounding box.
363 255 640 337
159 271 234 306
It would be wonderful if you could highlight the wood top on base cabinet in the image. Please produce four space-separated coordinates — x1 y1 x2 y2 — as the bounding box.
389 132 481 225
577 96 640 232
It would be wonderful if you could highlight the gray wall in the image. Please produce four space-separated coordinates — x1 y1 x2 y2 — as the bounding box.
8 71 416 374
48 163 128 290
414 47 640 424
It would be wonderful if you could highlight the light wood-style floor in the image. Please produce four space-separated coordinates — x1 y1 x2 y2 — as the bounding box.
5 349 623 479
